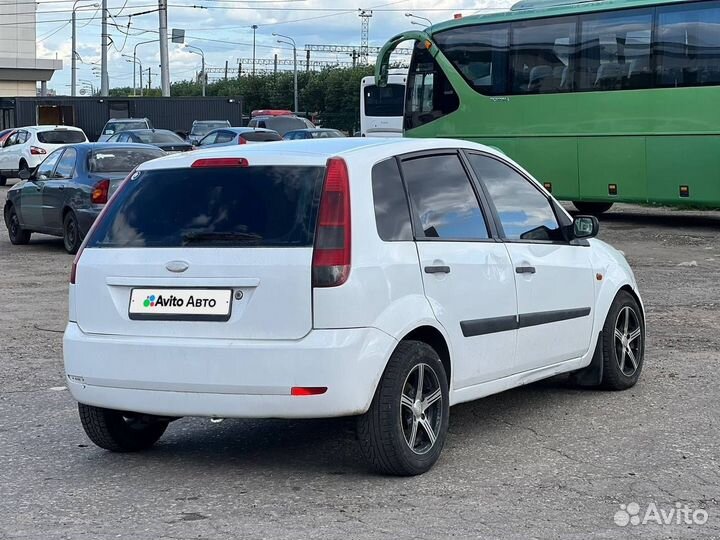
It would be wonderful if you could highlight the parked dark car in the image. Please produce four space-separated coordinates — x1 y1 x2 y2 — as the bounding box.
106 129 193 153
4 143 165 253
283 128 345 140
247 115 314 136
195 127 282 148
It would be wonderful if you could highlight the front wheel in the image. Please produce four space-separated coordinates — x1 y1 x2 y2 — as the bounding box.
63 211 82 254
600 291 645 390
358 341 449 476
573 201 613 215
6 205 31 245
78 403 169 452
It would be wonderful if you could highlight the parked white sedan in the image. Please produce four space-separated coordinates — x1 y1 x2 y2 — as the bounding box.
0 126 88 185
64 138 645 475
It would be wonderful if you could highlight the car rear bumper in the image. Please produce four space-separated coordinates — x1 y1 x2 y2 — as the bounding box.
63 322 395 418
75 207 101 237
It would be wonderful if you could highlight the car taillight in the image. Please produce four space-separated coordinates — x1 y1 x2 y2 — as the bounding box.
238 137 247 144
312 157 351 288
30 146 46 155
91 179 110 204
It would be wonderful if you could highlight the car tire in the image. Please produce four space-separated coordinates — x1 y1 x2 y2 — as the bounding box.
63 211 82 254
600 291 645 390
18 160 29 179
572 201 614 215
78 403 169 452
6 205 31 245
357 340 450 476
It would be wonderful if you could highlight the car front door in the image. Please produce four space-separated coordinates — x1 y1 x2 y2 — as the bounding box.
466 152 596 374
400 151 518 390
43 147 76 231
19 148 63 230
0 132 18 171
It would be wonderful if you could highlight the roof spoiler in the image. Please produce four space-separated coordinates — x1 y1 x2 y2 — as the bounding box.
375 30 431 87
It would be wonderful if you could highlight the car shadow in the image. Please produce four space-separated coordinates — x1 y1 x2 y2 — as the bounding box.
568 207 720 230
96 376 589 476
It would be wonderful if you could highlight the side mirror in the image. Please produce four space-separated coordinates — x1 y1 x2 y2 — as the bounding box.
573 215 599 239
190 139 199 146
18 168 33 180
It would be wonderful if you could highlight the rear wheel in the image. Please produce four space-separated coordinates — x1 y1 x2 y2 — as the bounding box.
600 291 645 390
18 160 29 179
573 201 613 215
6 205 31 245
63 211 81 254
78 403 169 452
358 341 449 476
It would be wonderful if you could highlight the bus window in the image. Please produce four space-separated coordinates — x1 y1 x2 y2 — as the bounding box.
434 23 509 96
577 9 653 91
365 84 405 117
510 16 576 94
656 1 720 88
405 43 459 130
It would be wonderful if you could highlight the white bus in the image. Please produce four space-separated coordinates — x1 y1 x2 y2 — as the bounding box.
360 71 406 137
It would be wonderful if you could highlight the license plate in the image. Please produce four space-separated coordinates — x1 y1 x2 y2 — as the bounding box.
129 288 232 321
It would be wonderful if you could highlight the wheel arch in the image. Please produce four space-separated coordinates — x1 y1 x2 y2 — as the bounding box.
399 325 452 389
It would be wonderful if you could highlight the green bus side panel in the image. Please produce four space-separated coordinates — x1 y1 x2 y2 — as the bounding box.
646 136 720 206
499 137 579 199
578 137 647 202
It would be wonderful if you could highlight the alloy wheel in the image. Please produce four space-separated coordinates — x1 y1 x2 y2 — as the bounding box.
400 363 443 455
614 306 642 377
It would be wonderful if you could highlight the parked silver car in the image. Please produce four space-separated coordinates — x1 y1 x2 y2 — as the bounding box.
195 127 282 148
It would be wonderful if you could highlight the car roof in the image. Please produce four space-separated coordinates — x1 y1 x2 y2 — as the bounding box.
288 128 339 133
106 118 149 122
15 125 85 132
193 120 229 124
137 138 506 170
62 142 165 151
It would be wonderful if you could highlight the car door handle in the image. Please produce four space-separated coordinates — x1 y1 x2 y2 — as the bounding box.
515 266 536 274
425 265 451 274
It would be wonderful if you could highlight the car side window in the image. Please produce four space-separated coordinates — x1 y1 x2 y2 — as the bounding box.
199 132 217 146
371 157 413 241
17 131 28 143
5 133 18 146
401 153 489 240
36 149 64 180
53 148 77 179
214 131 235 144
466 153 563 241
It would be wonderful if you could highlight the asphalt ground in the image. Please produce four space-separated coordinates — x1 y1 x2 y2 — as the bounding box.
1 183 718 539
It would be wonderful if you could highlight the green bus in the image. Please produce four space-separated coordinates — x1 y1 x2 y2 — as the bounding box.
376 0 720 212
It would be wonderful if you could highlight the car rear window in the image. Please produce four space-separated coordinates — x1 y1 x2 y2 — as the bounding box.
86 166 325 248
36 130 86 144
88 148 165 173
135 131 183 144
104 121 148 134
241 131 282 142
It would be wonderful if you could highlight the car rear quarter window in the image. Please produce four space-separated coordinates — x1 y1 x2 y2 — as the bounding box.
86 166 325 248
371 158 413 241
466 153 562 241
37 130 86 144
401 154 489 240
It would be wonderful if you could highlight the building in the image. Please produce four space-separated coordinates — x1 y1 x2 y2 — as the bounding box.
0 0 62 97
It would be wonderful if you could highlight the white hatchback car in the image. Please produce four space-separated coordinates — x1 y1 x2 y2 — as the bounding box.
0 126 88 183
64 138 645 475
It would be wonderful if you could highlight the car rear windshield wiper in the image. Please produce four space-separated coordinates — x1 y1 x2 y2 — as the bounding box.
182 231 264 245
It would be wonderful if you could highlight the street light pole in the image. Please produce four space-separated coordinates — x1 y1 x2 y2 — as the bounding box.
404 13 433 27
133 39 158 97
158 0 171 96
252 24 258 76
273 33 297 113
123 55 143 96
100 0 109 95
186 44 205 97
71 1 99 96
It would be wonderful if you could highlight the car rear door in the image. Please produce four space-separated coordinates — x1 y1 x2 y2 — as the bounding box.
400 151 518 389
20 148 64 229
74 159 327 340
43 147 77 231
0 132 18 170
466 152 595 373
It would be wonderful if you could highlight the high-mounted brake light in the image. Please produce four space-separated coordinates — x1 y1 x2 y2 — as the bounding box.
191 158 249 168
91 179 110 204
30 146 46 155
312 157 351 288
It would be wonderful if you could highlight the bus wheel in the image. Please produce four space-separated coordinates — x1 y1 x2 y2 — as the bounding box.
573 202 613 215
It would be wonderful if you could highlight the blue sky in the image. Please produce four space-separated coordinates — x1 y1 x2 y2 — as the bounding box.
33 0 514 93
